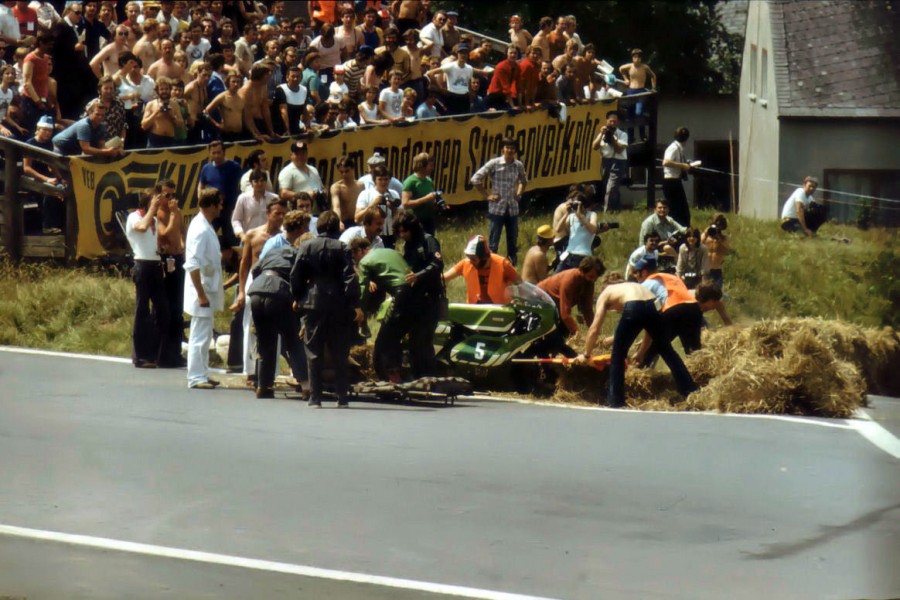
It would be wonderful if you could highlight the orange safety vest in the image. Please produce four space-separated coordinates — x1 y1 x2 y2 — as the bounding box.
461 254 509 304
649 272 697 311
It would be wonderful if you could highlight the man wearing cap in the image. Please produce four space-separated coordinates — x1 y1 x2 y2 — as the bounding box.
278 140 325 208
441 11 460 55
359 151 404 197
425 43 488 115
781 176 825 237
443 235 520 305
23 115 65 234
521 224 554 284
470 137 528 266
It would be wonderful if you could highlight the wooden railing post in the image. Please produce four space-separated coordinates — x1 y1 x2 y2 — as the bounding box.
2 140 21 260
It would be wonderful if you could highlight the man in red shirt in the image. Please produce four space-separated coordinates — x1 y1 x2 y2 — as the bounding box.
517 45 542 109
538 256 604 336
13 1 38 37
21 31 52 129
486 44 521 111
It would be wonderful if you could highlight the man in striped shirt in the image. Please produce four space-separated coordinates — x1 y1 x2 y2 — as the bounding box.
470 138 528 266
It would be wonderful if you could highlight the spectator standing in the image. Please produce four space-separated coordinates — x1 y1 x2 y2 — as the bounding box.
115 52 154 148
183 63 210 143
357 7 382 49
29 0 59 32
232 169 278 241
49 2 89 119
90 23 130 78
531 17 552 63
273 65 308 136
591 110 628 212
378 68 405 122
662 126 693 226
358 84 386 124
402 28 424 102
300 50 324 105
141 76 184 148
278 140 325 207
330 155 364 228
780 176 825 237
518 45 542 109
355 164 401 247
20 32 52 129
508 14 532 56
341 44 373 102
335 6 362 61
534 61 560 108
425 44 484 115
418 10 444 59
239 148 273 194
376 26 410 86
239 63 276 142
486 45 521 110
133 18 161 69
197 140 242 251
415 89 438 118
401 152 437 235
619 49 656 142
290 210 362 408
185 21 210 67
471 138 528 266
545 17 569 61
81 0 110 59
84 75 127 144
310 22 342 84
358 151 404 196
125 188 168 370
556 63 578 105
184 187 225 390
233 22 258 77
441 10 460 55
155 179 186 369
204 72 244 141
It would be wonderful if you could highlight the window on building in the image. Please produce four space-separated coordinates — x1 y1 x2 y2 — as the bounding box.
761 49 768 99
823 169 900 226
749 44 758 96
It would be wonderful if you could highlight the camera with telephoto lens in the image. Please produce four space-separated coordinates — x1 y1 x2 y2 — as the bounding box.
567 199 582 213
707 223 722 238
433 189 447 210
604 222 620 229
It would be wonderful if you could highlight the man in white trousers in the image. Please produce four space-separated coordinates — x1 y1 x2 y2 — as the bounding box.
184 187 226 389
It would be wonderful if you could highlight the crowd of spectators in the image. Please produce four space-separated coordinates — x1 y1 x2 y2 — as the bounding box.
0 0 639 160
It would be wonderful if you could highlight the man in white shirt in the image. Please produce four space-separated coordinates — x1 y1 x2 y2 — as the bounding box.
781 176 824 237
125 188 168 369
232 170 278 241
339 207 385 249
355 165 401 248
662 126 693 226
278 140 324 207
591 110 628 212
0 1 21 57
185 21 210 67
184 187 225 389
238 148 274 193
419 10 446 58
29 0 60 32
358 152 404 197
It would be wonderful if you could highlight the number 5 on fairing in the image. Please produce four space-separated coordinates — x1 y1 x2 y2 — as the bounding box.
474 342 486 361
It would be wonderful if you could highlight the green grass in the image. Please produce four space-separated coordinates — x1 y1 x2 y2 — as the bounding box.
1 207 896 358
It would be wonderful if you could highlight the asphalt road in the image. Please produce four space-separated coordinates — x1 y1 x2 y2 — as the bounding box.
0 348 898 600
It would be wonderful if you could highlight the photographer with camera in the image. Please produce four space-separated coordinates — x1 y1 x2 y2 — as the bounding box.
402 152 442 236
676 227 710 290
141 76 183 149
701 213 729 289
556 192 618 273
355 165 402 248
591 110 628 212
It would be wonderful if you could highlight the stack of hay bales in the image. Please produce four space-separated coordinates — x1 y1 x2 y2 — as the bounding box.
554 318 900 418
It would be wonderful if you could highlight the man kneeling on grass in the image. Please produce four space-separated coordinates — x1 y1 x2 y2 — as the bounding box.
575 272 697 408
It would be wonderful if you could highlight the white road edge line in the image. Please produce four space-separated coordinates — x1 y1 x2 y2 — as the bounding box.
847 409 900 459
0 523 556 600
0 346 132 364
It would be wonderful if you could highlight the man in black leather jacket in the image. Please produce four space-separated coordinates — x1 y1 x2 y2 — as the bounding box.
396 212 444 378
290 210 362 408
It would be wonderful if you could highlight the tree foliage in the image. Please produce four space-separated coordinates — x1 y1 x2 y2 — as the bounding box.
435 0 743 94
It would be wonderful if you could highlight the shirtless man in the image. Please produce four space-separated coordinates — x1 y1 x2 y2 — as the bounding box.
155 22 174 55
392 0 422 34
133 19 160 69
239 64 276 143
183 63 210 143
141 77 184 148
330 156 364 228
148 38 186 83
619 49 657 141
205 72 245 141
231 197 288 377
521 225 554 284
156 180 187 368
575 273 697 408
700 213 729 289
90 25 132 78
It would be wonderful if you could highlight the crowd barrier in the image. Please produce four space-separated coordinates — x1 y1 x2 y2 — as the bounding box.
2 101 619 260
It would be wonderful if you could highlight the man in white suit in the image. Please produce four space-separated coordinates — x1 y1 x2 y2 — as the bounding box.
184 187 225 389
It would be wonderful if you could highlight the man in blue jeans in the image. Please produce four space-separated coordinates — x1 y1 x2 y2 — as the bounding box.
591 111 629 213
470 138 528 266
576 272 697 408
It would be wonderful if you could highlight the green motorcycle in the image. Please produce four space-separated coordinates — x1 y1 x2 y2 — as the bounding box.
433 282 563 373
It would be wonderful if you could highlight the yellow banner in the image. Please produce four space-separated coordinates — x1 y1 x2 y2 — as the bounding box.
69 103 613 258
